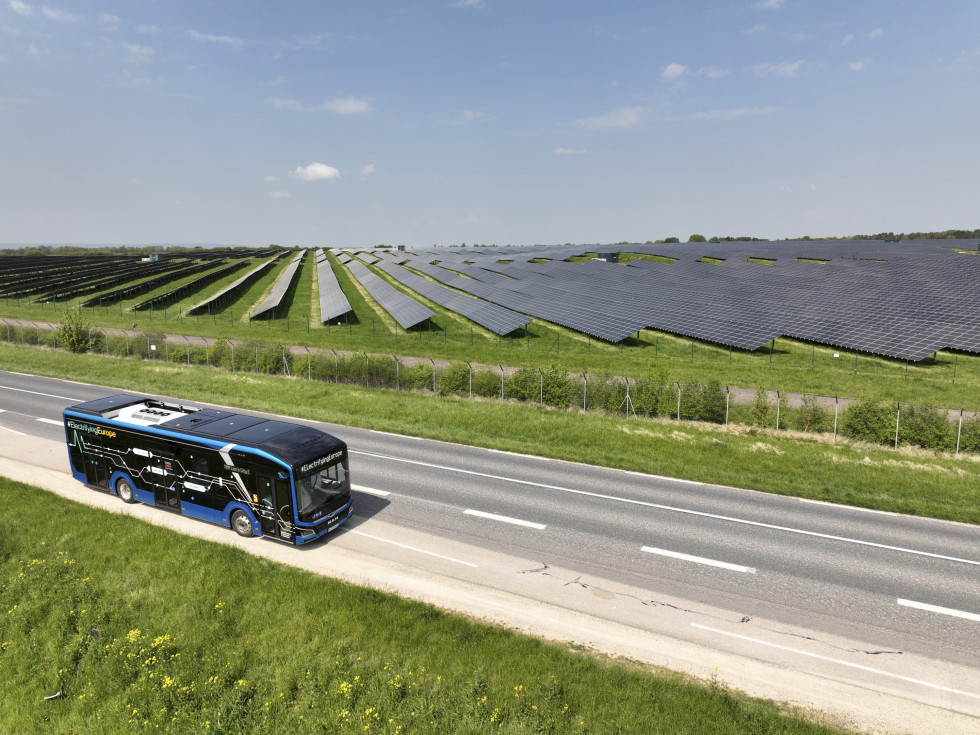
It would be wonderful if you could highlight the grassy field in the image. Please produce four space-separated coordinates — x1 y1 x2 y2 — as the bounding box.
2 343 978 525
1 251 978 410
0 477 852 734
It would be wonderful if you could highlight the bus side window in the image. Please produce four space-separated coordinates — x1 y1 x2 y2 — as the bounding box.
254 475 275 509
276 477 292 520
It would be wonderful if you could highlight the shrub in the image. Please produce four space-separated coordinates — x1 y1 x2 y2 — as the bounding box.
898 404 955 451
400 362 434 391
751 387 771 427
795 394 829 433
840 399 895 445
507 366 541 403
56 307 90 353
957 415 980 453
472 367 502 399
438 362 471 396
541 363 571 407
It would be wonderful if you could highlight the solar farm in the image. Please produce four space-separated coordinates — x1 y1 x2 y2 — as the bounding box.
2 240 980 366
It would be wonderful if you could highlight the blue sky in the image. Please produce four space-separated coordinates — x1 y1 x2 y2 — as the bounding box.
2 1 978 248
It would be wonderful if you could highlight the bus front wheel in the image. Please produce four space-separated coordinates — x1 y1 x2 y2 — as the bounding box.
116 477 137 504
231 510 254 537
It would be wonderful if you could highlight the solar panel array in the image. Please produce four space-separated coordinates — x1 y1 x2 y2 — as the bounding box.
187 254 283 316
345 259 434 329
250 250 306 319
378 240 980 360
373 259 531 335
314 249 352 323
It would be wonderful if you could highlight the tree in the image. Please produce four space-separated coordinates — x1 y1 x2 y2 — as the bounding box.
56 307 91 353
687 234 707 242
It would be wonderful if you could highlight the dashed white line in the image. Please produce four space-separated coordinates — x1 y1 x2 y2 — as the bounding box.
692 623 980 701
352 484 391 497
351 449 980 567
0 424 26 436
464 509 546 530
0 385 81 401
642 546 756 574
898 598 980 622
348 530 477 567
37 418 63 426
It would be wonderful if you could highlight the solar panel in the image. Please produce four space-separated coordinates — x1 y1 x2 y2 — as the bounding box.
250 250 306 319
316 254 352 323
345 260 433 329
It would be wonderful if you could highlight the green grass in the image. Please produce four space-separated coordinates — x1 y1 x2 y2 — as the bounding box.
0 477 852 734
2 344 978 525
4 252 978 412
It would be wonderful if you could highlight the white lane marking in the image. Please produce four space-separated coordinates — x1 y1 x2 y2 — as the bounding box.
799 498 897 516
369 429 423 440
351 449 980 567
349 530 478 567
898 598 980 623
37 418 63 426
642 546 756 574
0 424 26 436
0 385 82 402
352 484 391 497
464 509 546 530
692 623 980 701
486 448 551 461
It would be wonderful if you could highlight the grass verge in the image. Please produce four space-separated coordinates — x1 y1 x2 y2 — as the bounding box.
0 477 851 734
1 344 978 525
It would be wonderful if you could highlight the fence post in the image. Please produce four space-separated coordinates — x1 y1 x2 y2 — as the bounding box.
364 352 370 387
725 386 730 425
466 362 472 398
894 402 900 449
955 409 963 455
305 347 311 380
500 365 505 401
393 355 399 390
183 336 190 365
230 342 235 372
583 373 587 412
430 358 436 392
205 339 210 368
88 327 92 351
539 369 543 405
775 391 780 431
676 382 681 421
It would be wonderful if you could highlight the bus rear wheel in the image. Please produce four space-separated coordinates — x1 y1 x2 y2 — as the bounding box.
116 477 137 504
231 510 254 537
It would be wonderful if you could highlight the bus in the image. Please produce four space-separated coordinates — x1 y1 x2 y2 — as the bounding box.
63 394 353 545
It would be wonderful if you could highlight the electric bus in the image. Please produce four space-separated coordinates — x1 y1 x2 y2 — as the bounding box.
63 394 353 545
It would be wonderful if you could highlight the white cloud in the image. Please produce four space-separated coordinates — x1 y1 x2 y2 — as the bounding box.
459 109 486 123
840 33 855 46
753 0 785 9
554 147 588 156
187 29 244 49
100 13 119 30
42 6 79 22
321 96 370 114
688 106 777 121
848 59 870 71
661 63 688 81
125 43 155 64
573 106 644 131
269 191 291 199
744 23 768 35
9 0 32 17
697 66 731 79
267 97 307 111
454 0 485 7
137 24 161 35
752 60 804 77
868 28 884 40
361 164 375 176
290 162 341 182
264 175 280 182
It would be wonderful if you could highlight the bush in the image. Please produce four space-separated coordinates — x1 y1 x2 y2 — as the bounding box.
56 307 90 353
507 367 540 402
840 399 895 445
794 394 829 433
472 368 502 399
632 365 674 417
751 387 771 427
958 415 980 453
438 362 471 396
898 404 955 451
541 363 571 407
400 362 434 392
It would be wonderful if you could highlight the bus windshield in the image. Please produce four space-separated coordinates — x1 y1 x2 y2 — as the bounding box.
295 455 350 521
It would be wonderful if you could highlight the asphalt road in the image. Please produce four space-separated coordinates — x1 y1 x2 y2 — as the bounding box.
2 370 978 732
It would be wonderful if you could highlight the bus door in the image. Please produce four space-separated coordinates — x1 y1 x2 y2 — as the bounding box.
150 454 180 509
84 450 109 489
254 473 294 540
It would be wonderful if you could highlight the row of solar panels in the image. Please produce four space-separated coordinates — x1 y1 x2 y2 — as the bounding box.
250 250 306 319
